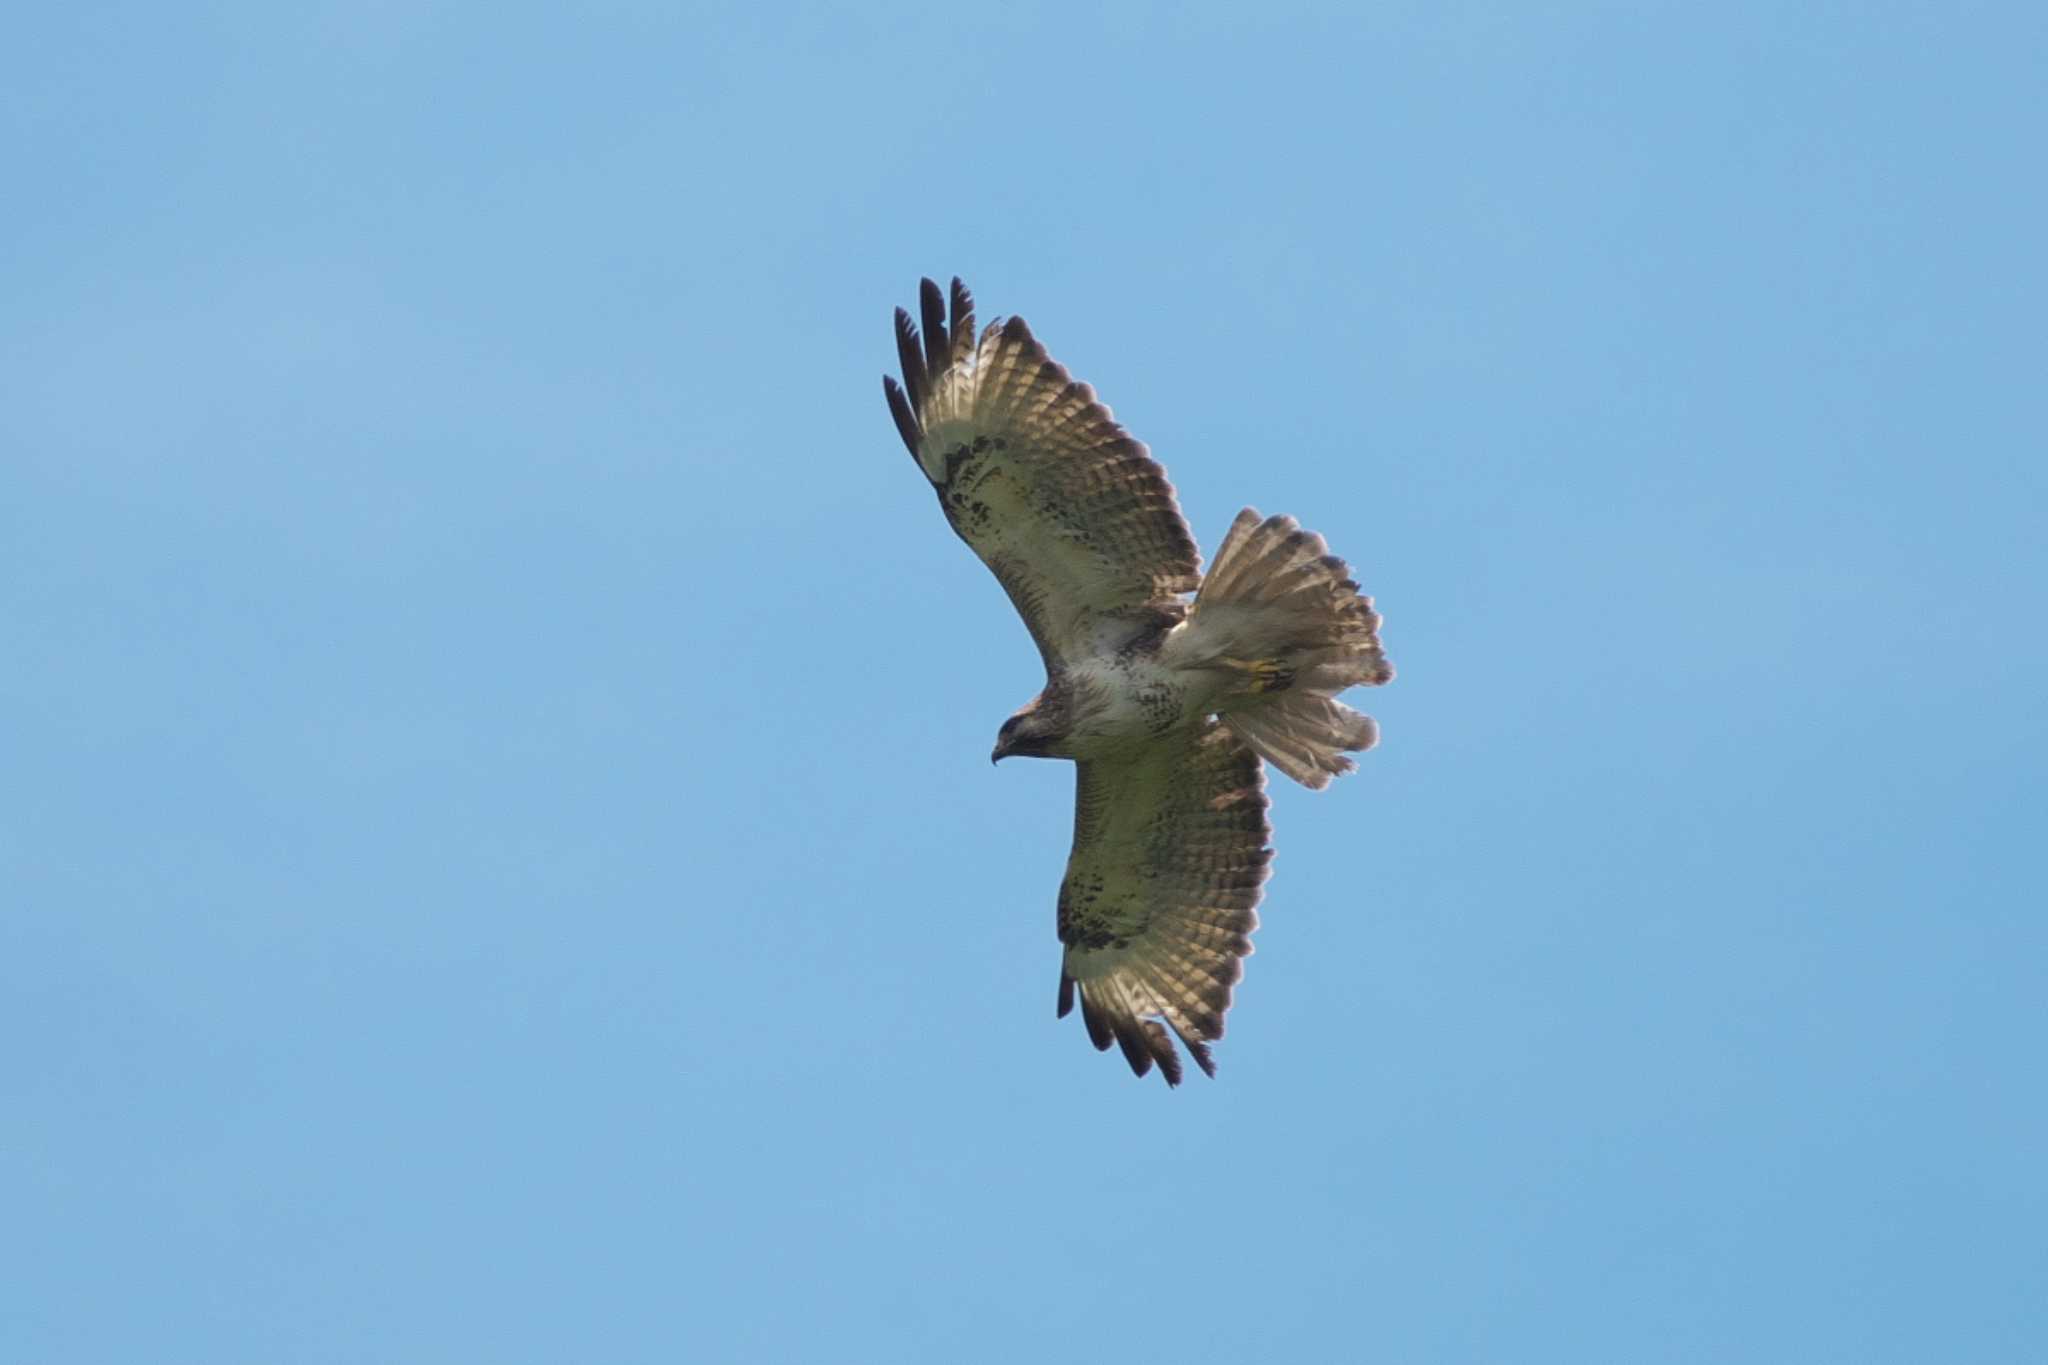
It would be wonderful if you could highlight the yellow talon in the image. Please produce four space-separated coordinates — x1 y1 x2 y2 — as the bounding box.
1220 657 1294 693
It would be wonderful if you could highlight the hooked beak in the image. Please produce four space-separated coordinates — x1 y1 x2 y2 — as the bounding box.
990 741 1007 765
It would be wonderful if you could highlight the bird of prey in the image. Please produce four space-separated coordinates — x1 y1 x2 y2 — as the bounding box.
882 278 1393 1086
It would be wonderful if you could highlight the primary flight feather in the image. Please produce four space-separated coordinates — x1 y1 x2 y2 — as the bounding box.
883 277 1393 1085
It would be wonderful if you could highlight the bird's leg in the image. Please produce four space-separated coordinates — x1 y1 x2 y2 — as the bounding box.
1216 656 1296 694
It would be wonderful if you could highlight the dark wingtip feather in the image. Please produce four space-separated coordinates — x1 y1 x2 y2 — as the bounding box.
1163 1013 1219 1080
1080 992 1115 1052
1073 978 1219 1087
949 277 974 356
1147 1021 1184 1087
1110 1015 1156 1079
882 375 920 459
919 278 947 378
893 306 927 413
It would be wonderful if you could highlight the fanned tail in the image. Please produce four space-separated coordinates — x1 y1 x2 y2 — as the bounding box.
1182 508 1394 789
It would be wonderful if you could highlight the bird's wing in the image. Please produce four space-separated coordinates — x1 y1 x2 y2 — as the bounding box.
1056 721 1273 1085
883 278 1201 668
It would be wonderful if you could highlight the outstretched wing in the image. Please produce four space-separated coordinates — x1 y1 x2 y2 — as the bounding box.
1056 721 1273 1085
883 277 1201 667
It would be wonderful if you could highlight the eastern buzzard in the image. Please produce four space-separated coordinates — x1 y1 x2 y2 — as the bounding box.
883 278 1393 1085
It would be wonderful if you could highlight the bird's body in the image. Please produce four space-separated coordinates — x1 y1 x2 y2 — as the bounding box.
883 278 1393 1085
1010 631 1209 756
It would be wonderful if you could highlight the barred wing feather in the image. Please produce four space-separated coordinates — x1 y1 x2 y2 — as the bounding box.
883 278 1200 667
1056 722 1272 1085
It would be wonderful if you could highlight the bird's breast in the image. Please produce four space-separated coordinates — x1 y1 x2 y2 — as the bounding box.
1062 657 1208 755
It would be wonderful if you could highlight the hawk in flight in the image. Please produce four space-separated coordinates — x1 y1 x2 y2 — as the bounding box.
883 278 1393 1085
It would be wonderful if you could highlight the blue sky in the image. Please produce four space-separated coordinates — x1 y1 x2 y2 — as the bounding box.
6 3 2044 1360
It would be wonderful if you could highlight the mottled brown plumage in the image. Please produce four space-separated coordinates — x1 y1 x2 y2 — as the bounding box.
883 278 1393 1085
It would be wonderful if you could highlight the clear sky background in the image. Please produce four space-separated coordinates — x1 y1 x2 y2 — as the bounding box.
6 3 2043 1361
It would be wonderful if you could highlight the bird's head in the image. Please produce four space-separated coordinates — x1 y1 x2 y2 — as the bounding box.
992 699 1064 764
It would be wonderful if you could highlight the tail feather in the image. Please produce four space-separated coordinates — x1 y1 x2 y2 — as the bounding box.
1228 697 1381 790
1185 508 1393 789
1201 510 1328 602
